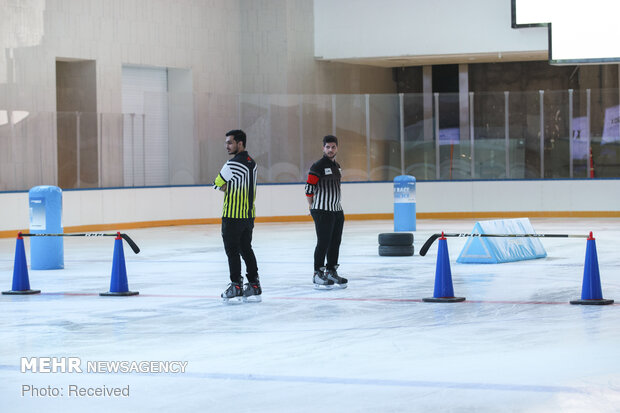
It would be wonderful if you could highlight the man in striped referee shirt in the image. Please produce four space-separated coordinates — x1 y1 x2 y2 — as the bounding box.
214 129 261 302
305 135 348 289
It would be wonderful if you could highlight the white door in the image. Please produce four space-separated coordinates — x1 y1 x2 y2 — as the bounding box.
122 66 169 186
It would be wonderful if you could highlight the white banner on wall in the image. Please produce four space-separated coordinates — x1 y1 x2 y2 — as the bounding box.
571 116 589 160
602 105 620 144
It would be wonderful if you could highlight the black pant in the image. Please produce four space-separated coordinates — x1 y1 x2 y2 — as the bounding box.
310 209 344 271
221 218 258 284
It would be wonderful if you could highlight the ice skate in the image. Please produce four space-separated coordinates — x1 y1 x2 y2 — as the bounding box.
313 268 334 290
243 281 262 303
325 265 347 289
221 282 243 303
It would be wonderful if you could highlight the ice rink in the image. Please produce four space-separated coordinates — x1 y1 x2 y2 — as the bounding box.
1 218 619 412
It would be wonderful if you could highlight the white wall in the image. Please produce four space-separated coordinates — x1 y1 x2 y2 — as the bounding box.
0 0 398 192
314 0 548 60
2 180 620 233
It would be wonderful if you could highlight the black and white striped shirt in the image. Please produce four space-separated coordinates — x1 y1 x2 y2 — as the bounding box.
305 155 343 212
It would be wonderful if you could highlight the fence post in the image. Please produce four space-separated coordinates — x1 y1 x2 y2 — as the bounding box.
434 93 440 180
539 90 544 179
505 91 510 178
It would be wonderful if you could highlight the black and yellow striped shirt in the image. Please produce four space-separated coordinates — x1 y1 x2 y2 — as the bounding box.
214 151 257 218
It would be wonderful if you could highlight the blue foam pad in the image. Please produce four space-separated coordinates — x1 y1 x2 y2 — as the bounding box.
456 218 547 264
29 185 64 270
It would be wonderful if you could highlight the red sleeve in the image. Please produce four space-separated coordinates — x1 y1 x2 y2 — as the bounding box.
306 173 319 185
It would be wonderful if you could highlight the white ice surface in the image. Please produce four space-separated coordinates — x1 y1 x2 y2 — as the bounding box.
1 218 620 413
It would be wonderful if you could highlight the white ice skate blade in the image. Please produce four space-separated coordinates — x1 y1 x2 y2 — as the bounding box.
243 295 262 303
335 283 347 289
222 296 243 304
313 284 334 290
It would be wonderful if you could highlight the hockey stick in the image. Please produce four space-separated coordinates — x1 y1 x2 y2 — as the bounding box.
419 232 589 257
19 232 141 254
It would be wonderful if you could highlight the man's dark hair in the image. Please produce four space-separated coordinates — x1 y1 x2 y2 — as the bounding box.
323 135 338 146
226 129 247 147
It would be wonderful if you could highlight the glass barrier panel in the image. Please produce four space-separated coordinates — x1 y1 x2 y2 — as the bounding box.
591 88 620 178
473 92 507 179
542 90 570 178
572 89 591 178
509 91 542 179
122 112 140 187
437 92 468 180
56 111 79 188
268 94 302 183
4 89 620 192
77 111 99 188
301 94 333 179
0 109 11 190
402 93 435 180
141 91 170 186
334 94 367 182
99 112 124 187
198 93 239 185
239 94 271 183
369 94 401 181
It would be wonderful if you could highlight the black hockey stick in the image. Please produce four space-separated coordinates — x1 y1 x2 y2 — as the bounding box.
419 232 590 257
19 232 141 254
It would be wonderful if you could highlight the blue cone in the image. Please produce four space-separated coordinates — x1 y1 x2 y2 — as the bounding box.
570 233 613 305
423 236 465 303
100 234 138 296
3 234 41 295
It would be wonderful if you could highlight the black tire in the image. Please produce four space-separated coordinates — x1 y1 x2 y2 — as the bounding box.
378 232 413 246
378 245 414 256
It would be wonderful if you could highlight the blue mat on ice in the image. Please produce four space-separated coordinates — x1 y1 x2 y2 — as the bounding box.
456 218 547 264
